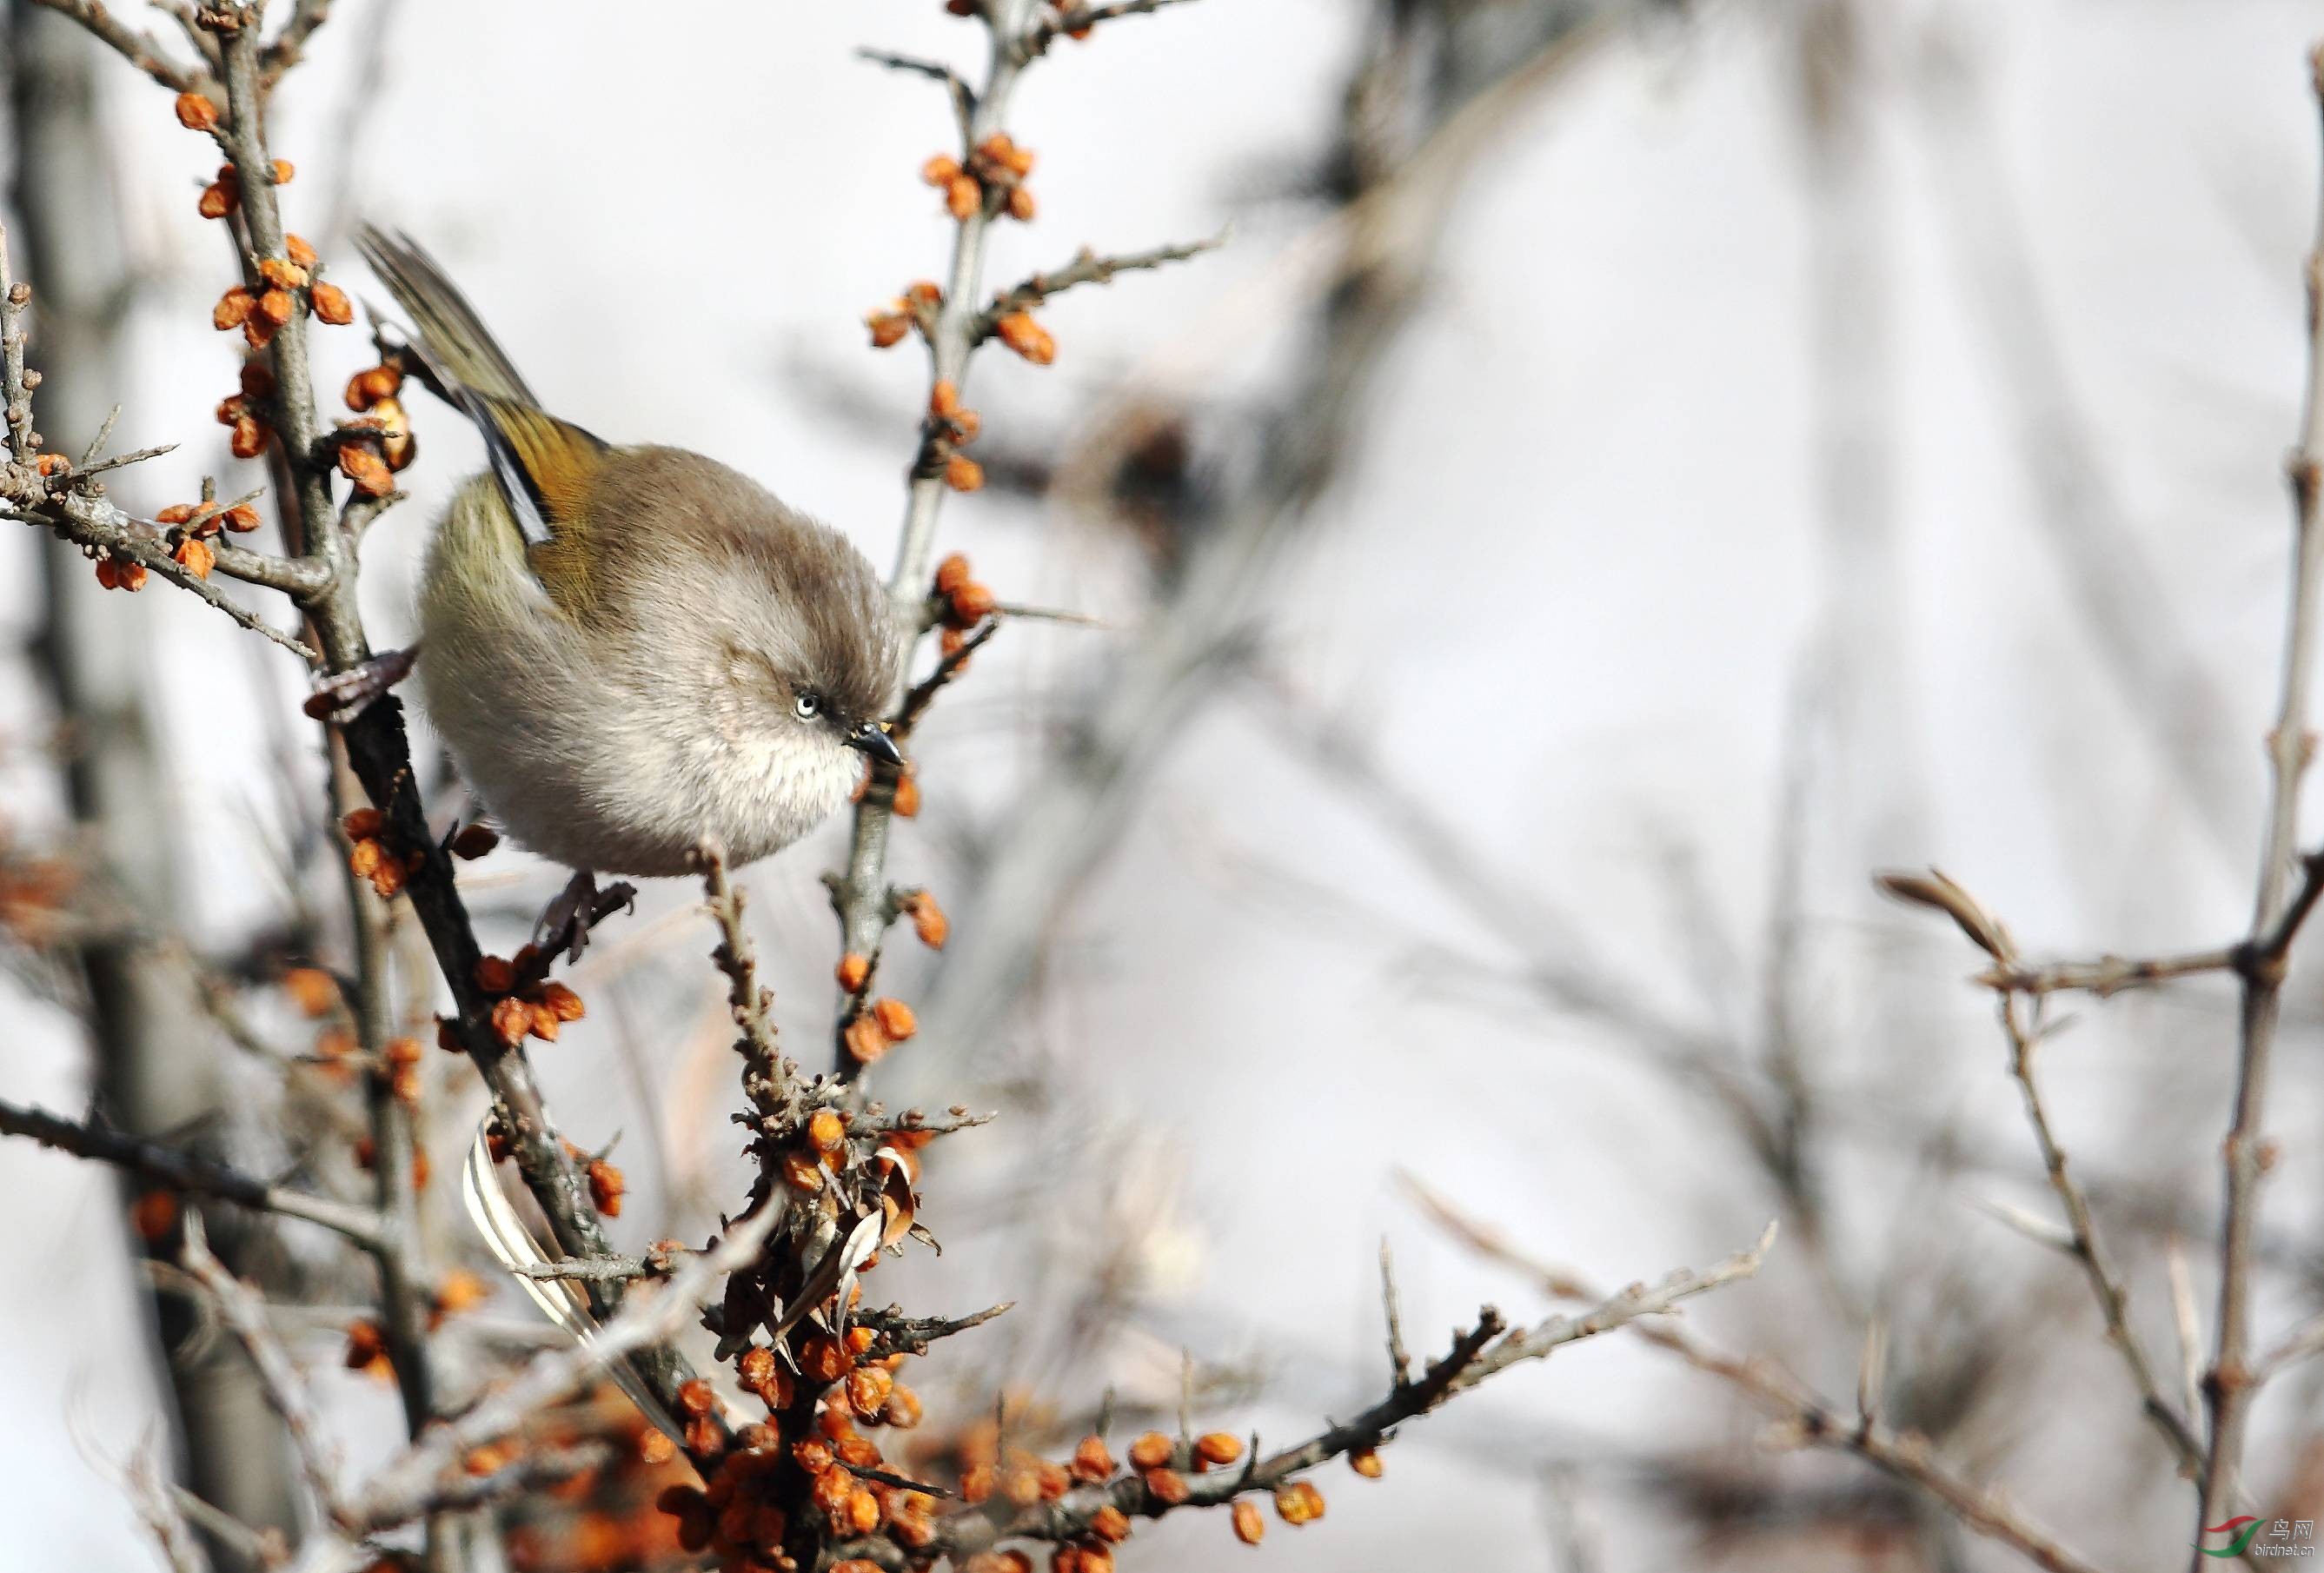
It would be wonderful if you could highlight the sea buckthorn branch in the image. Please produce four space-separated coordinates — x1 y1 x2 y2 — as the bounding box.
22 0 729 1482
23 0 209 93
335 1202 785 1540
838 1226 1770 1569
1024 0 1197 56
1410 1181 2111 1573
2195 43 2324 1553
181 1214 352 1532
829 0 1216 1071
969 234 1226 348
0 1096 386 1247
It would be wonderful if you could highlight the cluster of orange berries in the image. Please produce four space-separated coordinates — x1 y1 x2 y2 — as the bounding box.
934 553 997 654
843 996 919 1067
867 280 944 351
152 493 261 582
341 806 421 899
654 1342 933 1569
215 359 278 459
468 951 588 1050
336 359 417 496
928 380 985 494
923 133 1039 225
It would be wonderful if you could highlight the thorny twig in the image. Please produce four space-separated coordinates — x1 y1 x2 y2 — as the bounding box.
0 1097 384 1246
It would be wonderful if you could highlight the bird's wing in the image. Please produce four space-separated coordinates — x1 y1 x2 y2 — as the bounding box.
355 227 608 614
459 1124 687 1444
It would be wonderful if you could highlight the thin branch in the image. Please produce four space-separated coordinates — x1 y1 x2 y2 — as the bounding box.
22 0 204 91
1998 996 2210 1477
893 616 999 739
0 1098 384 1247
855 1300 1013 1358
1416 1184 2110 1573
858 48 976 137
181 1213 348 1528
509 1255 647 1284
346 1201 782 1533
911 1227 1772 1562
2197 43 2324 1547
972 233 1227 341
258 0 335 89
1379 1238 1411 1385
1027 0 1199 56
125 1444 214 1573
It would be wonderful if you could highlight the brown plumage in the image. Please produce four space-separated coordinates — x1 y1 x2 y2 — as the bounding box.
357 227 902 879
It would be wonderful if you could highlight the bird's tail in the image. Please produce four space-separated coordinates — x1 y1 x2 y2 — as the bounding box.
460 1122 686 1444
355 226 538 406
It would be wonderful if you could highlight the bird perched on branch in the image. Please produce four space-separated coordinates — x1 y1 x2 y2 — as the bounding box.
349 229 904 952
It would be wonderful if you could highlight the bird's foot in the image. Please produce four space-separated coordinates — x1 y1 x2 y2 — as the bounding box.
303 646 420 721
534 868 637 964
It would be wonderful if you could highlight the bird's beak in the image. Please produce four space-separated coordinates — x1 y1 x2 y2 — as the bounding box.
846 721 905 767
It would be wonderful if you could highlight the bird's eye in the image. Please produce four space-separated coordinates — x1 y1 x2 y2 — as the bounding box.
793 693 821 722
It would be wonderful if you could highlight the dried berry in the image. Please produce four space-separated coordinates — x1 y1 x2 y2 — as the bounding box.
1274 1479 1325 1525
473 955 515 993
345 363 403 410
1007 186 1038 222
222 504 261 533
171 537 216 579
257 288 295 327
866 305 913 349
1232 1498 1265 1544
95 555 149 593
174 92 219 130
1127 1432 1173 1470
489 995 531 1048
285 233 318 269
1143 1467 1190 1505
448 821 499 860
213 287 255 330
536 981 585 1021
258 256 310 289
588 1159 624 1217
338 442 395 496
780 1150 823 1192
229 416 268 458
809 1109 847 1152
312 282 354 325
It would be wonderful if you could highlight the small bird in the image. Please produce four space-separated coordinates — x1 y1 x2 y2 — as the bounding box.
355 229 904 946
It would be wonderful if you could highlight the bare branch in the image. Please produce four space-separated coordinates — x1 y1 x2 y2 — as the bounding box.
2196 42 2324 1543
23 0 205 92
0 1098 384 1247
181 1214 347 1526
973 233 1227 341
858 48 976 137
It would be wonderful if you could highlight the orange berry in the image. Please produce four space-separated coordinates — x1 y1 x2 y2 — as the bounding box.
867 307 912 349
780 1150 823 1191
847 1364 893 1417
1143 1467 1190 1505
489 995 530 1048
257 256 310 289
800 1336 851 1385
171 537 216 580
946 174 981 220
174 91 219 130
222 503 261 532
1232 1498 1265 1544
256 287 294 326
933 553 972 594
212 287 255 330
588 1160 624 1217
883 1384 923 1429
311 282 353 325
995 311 1056 365
281 966 338 1016
537 981 584 1021
1350 1446 1383 1478
1194 1432 1245 1468
269 159 294 184
921 155 964 185
129 1190 178 1243
809 1109 847 1152
286 233 318 269
1071 1434 1116 1483
1274 1479 1325 1524
241 311 278 349
844 1013 891 1065
944 454 985 492
197 181 235 219
434 1269 489 1316
836 952 872 992
906 890 949 949
338 442 395 496
1126 1431 1173 1470
96 556 148 592
1007 186 1037 222
930 380 962 418
846 1486 880 1534
473 955 515 993
871 997 918 1040
892 772 921 818
229 416 268 458
1091 1504 1132 1542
